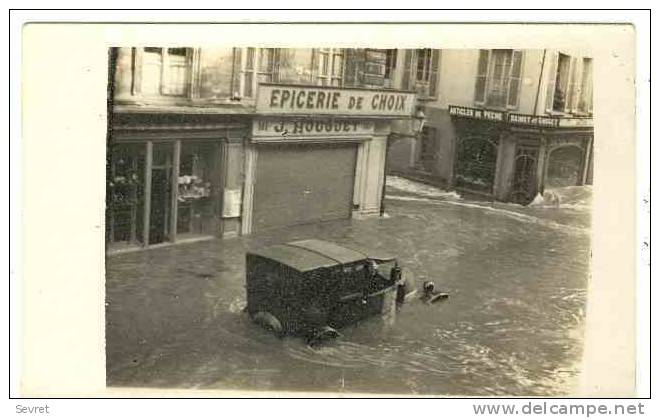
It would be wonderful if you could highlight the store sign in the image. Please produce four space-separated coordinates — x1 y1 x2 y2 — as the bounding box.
508 113 560 127
256 84 415 117
252 118 375 140
558 118 594 128
448 105 505 122
449 105 593 129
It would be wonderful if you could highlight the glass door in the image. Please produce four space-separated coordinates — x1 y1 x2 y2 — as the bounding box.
149 143 174 244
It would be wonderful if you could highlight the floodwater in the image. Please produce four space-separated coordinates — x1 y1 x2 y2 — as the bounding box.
106 176 591 396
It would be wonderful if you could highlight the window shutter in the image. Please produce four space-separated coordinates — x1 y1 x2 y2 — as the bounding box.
189 48 201 99
567 57 581 113
342 49 359 87
271 48 281 83
474 49 489 104
579 58 593 113
162 48 189 96
309 48 318 85
544 51 558 112
429 49 441 98
230 48 242 97
506 50 523 108
401 49 414 91
133 47 143 95
140 47 163 96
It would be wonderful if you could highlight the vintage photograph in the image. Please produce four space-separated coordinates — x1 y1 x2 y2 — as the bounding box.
102 45 596 396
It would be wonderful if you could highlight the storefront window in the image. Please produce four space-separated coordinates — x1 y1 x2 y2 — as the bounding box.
106 140 221 251
106 143 145 247
176 143 219 237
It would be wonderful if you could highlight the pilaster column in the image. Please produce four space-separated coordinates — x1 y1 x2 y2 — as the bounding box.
355 121 390 218
536 137 548 194
220 140 245 237
241 144 258 235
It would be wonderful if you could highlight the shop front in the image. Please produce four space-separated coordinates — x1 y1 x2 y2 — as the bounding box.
106 86 416 251
106 112 249 252
447 105 594 204
241 84 416 234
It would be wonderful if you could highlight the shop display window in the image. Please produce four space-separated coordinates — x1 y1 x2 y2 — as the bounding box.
106 143 145 247
176 143 219 238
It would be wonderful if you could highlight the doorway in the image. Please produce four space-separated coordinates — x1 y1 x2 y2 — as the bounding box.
149 143 173 245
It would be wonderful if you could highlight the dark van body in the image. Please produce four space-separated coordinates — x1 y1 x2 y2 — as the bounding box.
246 239 401 340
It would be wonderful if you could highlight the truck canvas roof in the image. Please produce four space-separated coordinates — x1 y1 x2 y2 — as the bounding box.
248 239 368 273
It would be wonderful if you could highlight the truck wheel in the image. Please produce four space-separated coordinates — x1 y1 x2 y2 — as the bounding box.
307 325 342 347
252 311 284 337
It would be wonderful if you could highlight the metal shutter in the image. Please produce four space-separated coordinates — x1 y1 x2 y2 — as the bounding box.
252 143 357 232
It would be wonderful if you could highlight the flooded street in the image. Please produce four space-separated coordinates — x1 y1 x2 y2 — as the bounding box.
106 176 591 396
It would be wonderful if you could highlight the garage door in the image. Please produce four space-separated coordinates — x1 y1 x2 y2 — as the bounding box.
252 143 357 232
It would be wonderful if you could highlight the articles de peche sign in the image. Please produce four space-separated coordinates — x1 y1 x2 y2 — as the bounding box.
256 83 416 117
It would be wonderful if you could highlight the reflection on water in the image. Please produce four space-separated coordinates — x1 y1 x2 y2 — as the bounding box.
106 176 591 396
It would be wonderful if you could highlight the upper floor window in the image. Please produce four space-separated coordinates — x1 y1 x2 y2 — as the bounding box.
416 49 433 83
474 49 523 109
545 51 593 114
139 47 191 97
402 49 440 99
240 48 278 98
314 48 344 86
342 49 393 89
383 49 397 88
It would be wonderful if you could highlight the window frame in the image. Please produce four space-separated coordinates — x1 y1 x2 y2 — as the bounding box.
137 47 193 98
473 49 524 110
313 48 344 87
384 49 398 84
239 48 279 98
545 51 592 115
403 49 441 99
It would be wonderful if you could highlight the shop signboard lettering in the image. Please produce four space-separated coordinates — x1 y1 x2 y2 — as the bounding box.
558 118 594 128
252 118 375 140
256 83 415 117
448 105 505 122
449 105 592 129
508 113 560 128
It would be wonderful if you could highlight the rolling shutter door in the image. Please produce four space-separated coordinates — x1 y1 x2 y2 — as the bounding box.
252 143 357 232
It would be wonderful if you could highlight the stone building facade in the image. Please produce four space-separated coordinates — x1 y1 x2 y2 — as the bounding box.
106 47 418 252
387 48 594 204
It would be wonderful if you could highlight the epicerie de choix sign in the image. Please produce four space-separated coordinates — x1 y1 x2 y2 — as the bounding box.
256 84 416 117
